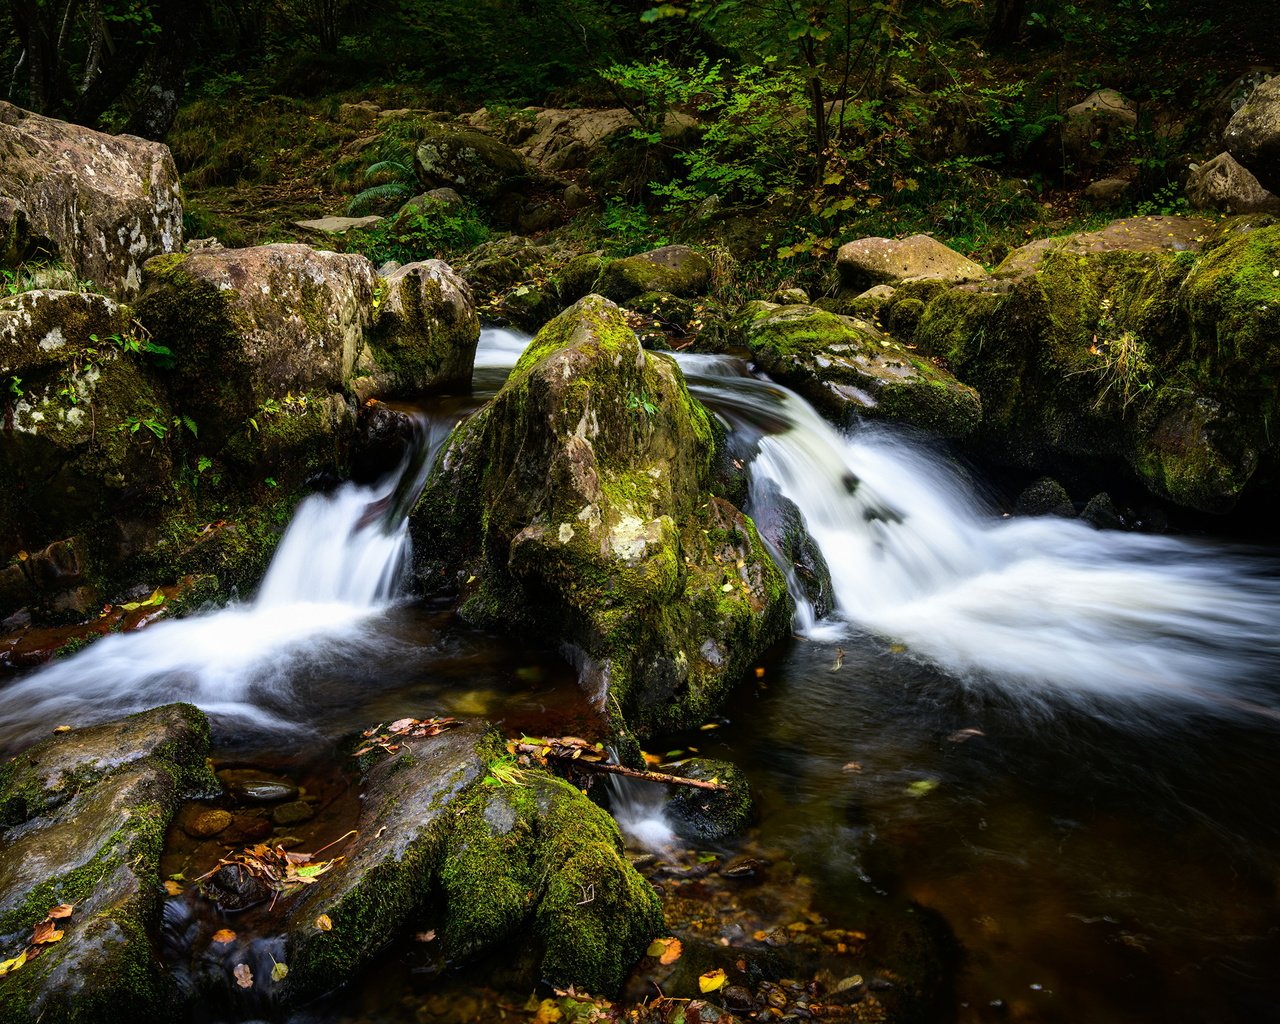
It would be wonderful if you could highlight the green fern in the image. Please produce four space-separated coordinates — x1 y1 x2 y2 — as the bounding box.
345 158 417 216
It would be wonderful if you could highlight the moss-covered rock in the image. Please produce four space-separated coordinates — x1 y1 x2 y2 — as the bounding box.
411 295 791 736
737 302 982 438
455 235 553 302
0 290 132 377
361 259 479 397
283 720 660 1002
0 704 214 1024
598 246 713 304
666 758 752 843
912 223 1280 513
413 123 530 203
836 234 987 292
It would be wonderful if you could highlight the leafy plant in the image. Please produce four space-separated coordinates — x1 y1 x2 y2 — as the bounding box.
346 158 418 216
345 199 490 265
121 411 169 440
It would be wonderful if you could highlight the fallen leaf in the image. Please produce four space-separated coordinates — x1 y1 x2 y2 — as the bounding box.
842 762 863 773
314 915 332 932
415 930 437 942
532 998 563 1024
31 921 62 944
164 880 184 896
52 725 72 733
211 929 236 944
831 647 845 671
271 960 289 982
47 904 73 919
234 963 253 989
906 779 939 798
646 937 683 965
0 950 27 976
698 968 728 993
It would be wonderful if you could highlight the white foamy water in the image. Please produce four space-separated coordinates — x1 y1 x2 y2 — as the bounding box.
675 355 1280 716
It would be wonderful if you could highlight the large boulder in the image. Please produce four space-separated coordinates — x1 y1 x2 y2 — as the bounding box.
913 220 1280 512
412 295 792 735
261 721 659 1000
511 107 696 172
413 123 530 203
0 704 215 1024
836 235 986 292
360 260 480 397
135 245 370 478
1061 88 1137 176
597 245 713 303
0 102 182 299
995 215 1214 277
1186 152 1280 214
738 302 982 437
1224 75 1280 194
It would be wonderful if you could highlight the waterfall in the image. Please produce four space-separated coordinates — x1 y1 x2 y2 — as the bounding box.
674 353 1280 717
0 415 435 749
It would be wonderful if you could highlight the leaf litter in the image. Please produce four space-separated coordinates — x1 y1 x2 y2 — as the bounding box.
352 716 461 758
0 904 75 977
195 829 356 910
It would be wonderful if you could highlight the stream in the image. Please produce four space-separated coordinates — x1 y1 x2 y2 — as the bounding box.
3 327 1280 1023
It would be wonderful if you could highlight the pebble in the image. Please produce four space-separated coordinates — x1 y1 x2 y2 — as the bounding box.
217 768 300 804
183 808 232 839
271 800 315 827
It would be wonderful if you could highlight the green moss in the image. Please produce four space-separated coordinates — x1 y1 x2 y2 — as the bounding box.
666 757 751 842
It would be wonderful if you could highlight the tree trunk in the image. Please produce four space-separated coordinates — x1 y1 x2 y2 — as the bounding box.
985 0 1028 50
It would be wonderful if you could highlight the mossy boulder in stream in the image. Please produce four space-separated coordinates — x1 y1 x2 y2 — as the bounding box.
282 720 661 1002
911 216 1280 512
737 302 982 437
598 245 713 303
0 704 215 1024
412 295 792 736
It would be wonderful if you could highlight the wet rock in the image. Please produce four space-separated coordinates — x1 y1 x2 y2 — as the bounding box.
271 800 314 827
0 102 182 299
1015 477 1074 517
412 295 792 735
200 862 273 911
216 769 299 805
751 479 833 619
0 704 214 1021
182 808 233 839
1225 74 1280 193
668 758 752 842
359 259 479 398
283 720 661 1001
599 246 713 303
836 235 986 292
1081 492 1124 530
737 302 982 437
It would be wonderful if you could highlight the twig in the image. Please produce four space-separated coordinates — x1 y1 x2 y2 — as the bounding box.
566 759 728 792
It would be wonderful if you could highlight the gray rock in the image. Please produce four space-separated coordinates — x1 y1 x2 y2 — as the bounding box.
413 123 529 202
1084 177 1132 204
1186 152 1280 214
598 245 713 302
1225 75 1280 193
837 234 986 291
0 101 182 299
293 215 384 234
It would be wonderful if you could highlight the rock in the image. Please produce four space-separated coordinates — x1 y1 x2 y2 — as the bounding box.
1186 152 1280 214
1081 492 1124 529
0 704 214 1022
515 107 696 172
1225 75 1280 193
995 215 1213 277
913 223 1280 513
135 244 368 476
216 768 299 804
750 478 833 619
737 303 982 437
0 289 132 378
1062 89 1138 175
338 101 380 125
0 102 182 299
773 287 810 305
1084 177 1132 204
293 215 384 234
837 235 986 294
283 721 661 1001
1015 478 1074 517
182 807 232 838
412 295 792 735
390 190 464 235
361 259 479 397
455 236 552 299
413 123 530 203
598 245 713 303
563 183 592 210
270 799 314 827
667 758 752 843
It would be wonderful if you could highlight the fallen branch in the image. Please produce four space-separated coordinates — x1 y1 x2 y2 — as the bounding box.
568 759 728 792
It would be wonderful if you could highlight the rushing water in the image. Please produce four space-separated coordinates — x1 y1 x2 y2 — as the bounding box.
4 329 1280 1023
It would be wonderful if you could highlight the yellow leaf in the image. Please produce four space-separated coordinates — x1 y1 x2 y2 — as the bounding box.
271 961 289 982
0 950 27 976
532 998 563 1024
699 968 728 993
31 920 63 944
314 915 333 932
52 725 71 733
164 880 184 896
211 929 236 944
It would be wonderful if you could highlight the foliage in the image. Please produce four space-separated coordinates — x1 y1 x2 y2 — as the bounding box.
343 199 491 265
345 159 417 216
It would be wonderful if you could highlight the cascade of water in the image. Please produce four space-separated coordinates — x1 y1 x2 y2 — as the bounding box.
674 353 1280 716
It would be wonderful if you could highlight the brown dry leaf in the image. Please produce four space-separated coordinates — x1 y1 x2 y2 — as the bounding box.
233 963 253 989
698 968 728 993
211 929 237 945
645 937 683 964
947 728 985 743
314 915 333 932
842 762 863 773
164 880 184 896
47 905 74 919
415 930 436 942
31 921 63 945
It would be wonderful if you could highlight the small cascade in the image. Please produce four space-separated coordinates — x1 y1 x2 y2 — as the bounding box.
674 353 1280 717
607 773 679 853
0 415 436 749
